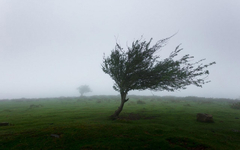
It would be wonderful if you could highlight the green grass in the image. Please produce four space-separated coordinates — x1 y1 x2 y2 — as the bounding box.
0 96 240 150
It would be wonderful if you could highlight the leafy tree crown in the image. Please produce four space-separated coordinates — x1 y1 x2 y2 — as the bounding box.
102 37 216 94
77 85 91 95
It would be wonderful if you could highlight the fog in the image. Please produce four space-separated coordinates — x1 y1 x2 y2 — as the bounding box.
1 0 240 99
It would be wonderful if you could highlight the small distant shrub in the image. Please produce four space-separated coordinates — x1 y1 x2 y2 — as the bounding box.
199 100 213 104
231 102 240 109
184 104 191 107
137 100 146 104
127 101 135 105
170 99 180 103
12 99 25 102
29 104 43 108
96 100 102 103
105 99 111 102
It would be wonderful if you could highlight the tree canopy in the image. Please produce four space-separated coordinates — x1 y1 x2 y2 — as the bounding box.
102 36 216 119
77 85 91 97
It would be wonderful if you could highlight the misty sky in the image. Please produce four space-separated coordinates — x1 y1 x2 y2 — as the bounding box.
1 0 240 99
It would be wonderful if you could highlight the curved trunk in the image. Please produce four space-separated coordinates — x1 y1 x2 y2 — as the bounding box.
110 92 127 120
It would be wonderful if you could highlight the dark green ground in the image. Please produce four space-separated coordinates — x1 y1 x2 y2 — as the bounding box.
0 95 240 150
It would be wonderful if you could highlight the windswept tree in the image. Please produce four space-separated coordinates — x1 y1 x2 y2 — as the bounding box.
77 85 91 97
102 36 216 119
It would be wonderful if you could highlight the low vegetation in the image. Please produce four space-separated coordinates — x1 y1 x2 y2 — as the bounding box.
231 102 240 109
0 95 239 149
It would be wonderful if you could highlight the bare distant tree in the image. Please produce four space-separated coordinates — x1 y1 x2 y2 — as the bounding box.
77 85 91 97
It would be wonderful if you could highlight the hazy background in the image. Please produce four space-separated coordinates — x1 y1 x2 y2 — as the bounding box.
1 0 239 99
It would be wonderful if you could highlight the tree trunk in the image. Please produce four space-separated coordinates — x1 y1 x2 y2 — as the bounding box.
110 92 127 120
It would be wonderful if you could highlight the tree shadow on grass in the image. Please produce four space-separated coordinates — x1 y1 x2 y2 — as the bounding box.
117 112 158 121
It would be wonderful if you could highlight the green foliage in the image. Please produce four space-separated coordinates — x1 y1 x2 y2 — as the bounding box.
102 36 216 94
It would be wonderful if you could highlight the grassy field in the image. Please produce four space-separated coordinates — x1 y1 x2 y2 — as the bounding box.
0 95 240 150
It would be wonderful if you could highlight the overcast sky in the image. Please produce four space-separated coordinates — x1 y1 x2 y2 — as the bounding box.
0 0 240 99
